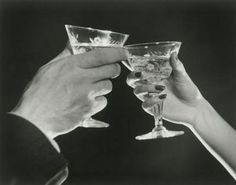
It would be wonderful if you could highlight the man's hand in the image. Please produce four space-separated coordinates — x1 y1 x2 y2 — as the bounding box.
11 45 127 139
126 52 204 127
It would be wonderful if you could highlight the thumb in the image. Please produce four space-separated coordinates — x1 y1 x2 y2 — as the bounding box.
170 52 187 79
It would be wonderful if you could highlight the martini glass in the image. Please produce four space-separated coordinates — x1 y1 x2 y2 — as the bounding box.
124 42 184 140
65 24 129 128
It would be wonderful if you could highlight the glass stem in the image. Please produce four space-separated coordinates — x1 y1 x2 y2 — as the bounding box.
153 101 164 128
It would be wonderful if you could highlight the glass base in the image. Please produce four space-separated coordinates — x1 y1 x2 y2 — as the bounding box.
135 126 184 140
78 117 109 128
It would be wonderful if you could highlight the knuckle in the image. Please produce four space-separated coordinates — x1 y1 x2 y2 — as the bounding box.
107 64 120 78
112 63 121 78
116 63 121 75
104 80 113 91
97 80 113 95
102 96 108 106
112 63 119 73
96 96 108 108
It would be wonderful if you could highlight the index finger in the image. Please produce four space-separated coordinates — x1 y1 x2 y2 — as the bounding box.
72 47 127 68
170 52 187 77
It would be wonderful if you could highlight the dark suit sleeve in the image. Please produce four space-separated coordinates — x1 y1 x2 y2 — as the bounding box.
0 113 68 185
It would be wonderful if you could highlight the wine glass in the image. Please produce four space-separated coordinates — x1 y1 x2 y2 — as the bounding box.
65 24 129 128
124 42 184 140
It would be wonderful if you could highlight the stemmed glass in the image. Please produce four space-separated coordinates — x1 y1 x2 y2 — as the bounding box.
65 24 129 128
124 42 184 140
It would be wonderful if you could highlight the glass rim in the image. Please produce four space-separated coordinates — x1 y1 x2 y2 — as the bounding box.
65 24 130 37
124 41 182 48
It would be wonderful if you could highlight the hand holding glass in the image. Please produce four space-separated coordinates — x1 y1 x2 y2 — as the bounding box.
65 25 129 128
124 42 184 140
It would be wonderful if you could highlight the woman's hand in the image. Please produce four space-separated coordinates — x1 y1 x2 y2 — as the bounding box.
127 53 204 127
127 53 236 180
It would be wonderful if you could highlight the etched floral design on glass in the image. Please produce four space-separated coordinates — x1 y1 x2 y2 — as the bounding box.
65 25 129 128
124 42 184 140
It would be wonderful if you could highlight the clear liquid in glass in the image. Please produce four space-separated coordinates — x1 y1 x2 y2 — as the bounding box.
126 56 172 83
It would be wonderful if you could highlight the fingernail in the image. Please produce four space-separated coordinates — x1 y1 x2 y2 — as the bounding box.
159 94 167 100
143 79 148 84
155 85 165 91
135 72 142 78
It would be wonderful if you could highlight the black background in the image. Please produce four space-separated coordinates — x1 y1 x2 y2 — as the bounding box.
1 0 236 184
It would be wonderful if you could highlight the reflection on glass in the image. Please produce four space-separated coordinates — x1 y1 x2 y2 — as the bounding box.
124 42 184 140
65 24 129 128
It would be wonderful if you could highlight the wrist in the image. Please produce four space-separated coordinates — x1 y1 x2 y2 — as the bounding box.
191 98 214 129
